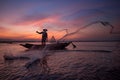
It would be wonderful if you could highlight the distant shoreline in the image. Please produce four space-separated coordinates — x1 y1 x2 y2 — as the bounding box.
0 40 120 43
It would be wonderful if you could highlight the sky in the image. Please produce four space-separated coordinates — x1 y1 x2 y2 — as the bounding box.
0 0 120 41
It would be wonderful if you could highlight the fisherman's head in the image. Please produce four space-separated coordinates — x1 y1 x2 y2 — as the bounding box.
43 29 48 32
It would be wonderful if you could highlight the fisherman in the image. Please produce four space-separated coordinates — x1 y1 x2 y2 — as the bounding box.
36 29 48 45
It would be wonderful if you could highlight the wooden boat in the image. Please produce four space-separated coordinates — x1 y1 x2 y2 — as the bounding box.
20 42 71 50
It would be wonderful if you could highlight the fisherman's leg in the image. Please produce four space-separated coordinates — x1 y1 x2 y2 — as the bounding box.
42 39 46 46
41 41 43 45
42 39 44 45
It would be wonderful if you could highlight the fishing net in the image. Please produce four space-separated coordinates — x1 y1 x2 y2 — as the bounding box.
34 20 120 50
35 21 118 42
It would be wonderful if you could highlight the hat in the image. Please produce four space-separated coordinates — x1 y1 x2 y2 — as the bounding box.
43 29 48 31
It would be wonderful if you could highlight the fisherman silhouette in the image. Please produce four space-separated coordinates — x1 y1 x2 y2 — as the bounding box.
36 29 48 45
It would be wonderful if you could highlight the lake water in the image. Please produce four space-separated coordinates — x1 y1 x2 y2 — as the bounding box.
0 42 120 80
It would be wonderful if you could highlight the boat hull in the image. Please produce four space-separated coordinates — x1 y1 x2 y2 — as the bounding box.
20 42 71 50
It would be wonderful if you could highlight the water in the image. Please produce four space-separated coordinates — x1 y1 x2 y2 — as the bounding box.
0 42 120 80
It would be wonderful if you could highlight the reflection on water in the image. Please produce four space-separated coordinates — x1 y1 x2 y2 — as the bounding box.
0 42 120 80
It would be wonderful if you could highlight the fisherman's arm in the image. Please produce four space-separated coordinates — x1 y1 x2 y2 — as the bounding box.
36 31 42 34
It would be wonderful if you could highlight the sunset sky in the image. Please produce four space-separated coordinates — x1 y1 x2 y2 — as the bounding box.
0 0 120 41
